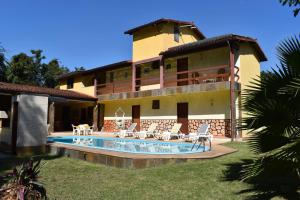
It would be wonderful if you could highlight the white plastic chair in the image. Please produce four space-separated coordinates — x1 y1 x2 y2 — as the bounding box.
72 124 79 135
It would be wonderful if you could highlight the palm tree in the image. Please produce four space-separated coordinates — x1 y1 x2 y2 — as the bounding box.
241 35 300 184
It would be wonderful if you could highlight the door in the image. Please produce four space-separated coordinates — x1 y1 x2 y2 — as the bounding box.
177 57 189 86
11 102 18 154
177 103 188 134
132 105 140 131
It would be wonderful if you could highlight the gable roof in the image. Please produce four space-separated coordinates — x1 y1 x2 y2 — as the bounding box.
0 82 97 101
124 18 205 39
160 34 267 61
58 60 132 80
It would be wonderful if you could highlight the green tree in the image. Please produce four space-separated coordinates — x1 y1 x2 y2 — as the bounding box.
260 70 274 82
280 0 300 16
6 53 39 85
74 66 86 71
5 49 69 87
0 45 7 82
241 36 300 185
41 59 69 88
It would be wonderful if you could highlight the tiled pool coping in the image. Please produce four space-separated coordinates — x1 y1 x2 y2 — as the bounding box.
47 142 237 169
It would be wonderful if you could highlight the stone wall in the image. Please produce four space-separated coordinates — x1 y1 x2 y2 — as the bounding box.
141 119 177 133
189 119 231 137
103 119 131 132
103 118 231 137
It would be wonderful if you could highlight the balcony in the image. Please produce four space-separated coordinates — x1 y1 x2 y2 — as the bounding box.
96 65 235 101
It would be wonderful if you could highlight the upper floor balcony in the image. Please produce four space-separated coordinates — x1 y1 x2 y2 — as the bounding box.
96 63 238 101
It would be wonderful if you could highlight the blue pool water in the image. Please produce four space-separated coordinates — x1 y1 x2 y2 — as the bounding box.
47 136 209 154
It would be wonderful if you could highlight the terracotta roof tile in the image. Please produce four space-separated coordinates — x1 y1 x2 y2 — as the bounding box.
0 82 97 101
58 60 132 80
160 34 267 62
124 18 205 39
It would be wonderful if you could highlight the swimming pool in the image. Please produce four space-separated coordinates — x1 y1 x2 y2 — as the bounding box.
47 136 209 154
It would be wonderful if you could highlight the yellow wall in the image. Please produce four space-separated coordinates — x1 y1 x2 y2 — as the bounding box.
239 43 261 90
132 23 199 62
102 91 231 120
238 43 261 137
59 74 95 96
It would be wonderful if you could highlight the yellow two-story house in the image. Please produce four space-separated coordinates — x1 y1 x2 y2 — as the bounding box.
57 18 267 138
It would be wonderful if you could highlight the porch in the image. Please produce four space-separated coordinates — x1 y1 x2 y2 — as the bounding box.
48 97 97 133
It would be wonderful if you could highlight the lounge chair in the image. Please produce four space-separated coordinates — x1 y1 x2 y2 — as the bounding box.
158 123 183 141
186 124 212 150
133 123 158 139
185 124 211 142
116 123 137 138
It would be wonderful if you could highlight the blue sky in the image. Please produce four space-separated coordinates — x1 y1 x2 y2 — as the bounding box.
1 0 299 71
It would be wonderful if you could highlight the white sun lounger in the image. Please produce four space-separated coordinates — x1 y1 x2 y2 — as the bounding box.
186 124 212 150
116 123 137 138
185 124 211 142
159 123 183 141
134 123 158 139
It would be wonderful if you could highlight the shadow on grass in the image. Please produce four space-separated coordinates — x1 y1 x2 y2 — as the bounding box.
0 153 62 173
223 159 300 200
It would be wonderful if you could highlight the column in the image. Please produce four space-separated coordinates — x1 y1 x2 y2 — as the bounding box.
132 64 136 92
229 43 236 141
48 102 55 134
93 103 99 131
160 56 164 89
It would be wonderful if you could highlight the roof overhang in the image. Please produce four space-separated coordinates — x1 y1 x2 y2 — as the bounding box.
160 34 267 62
124 18 205 39
0 82 97 102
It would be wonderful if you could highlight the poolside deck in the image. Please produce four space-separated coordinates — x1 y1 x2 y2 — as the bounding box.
50 131 232 144
48 132 237 168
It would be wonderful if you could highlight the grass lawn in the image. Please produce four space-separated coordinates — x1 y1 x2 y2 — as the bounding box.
0 142 290 200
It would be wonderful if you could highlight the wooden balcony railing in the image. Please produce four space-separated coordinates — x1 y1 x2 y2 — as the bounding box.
96 65 230 96
164 65 230 88
96 79 132 95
